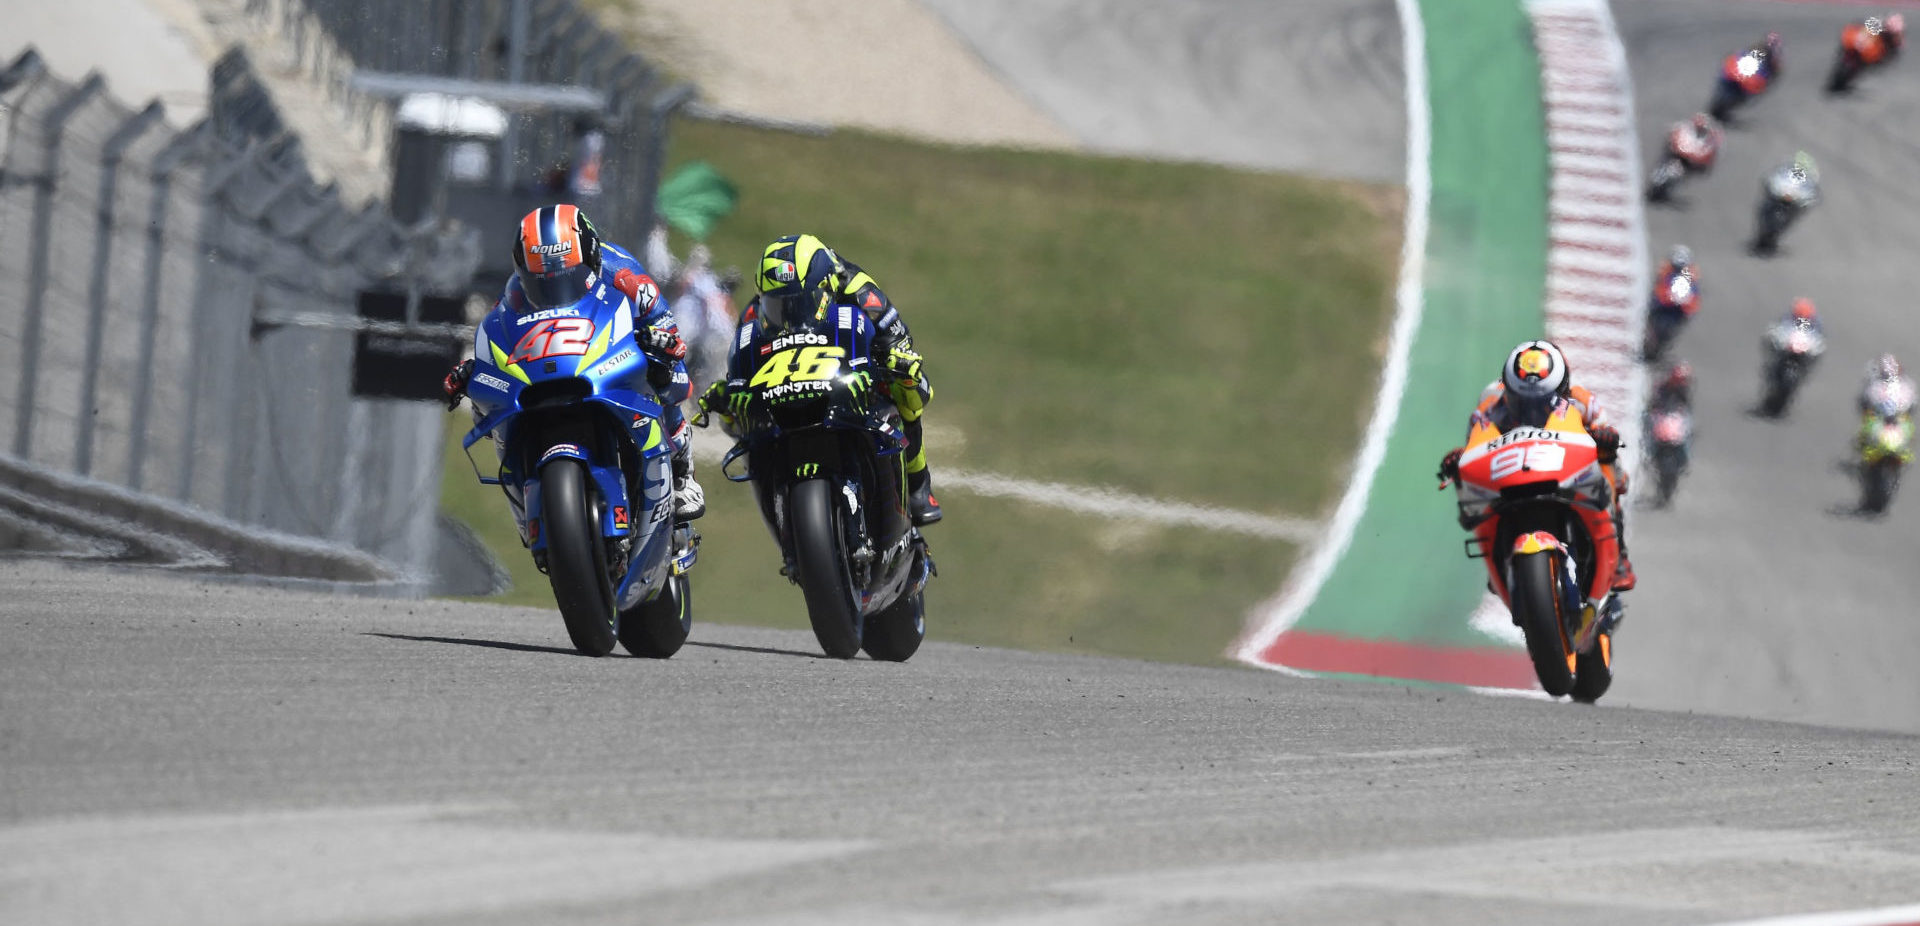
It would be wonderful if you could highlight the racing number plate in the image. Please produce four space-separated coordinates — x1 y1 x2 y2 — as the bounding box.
750 345 846 388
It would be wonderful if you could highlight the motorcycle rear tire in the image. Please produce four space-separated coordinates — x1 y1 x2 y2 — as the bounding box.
1828 55 1859 93
1756 204 1789 253
1709 85 1738 122
1646 159 1682 201
543 459 618 657
1643 321 1673 362
792 478 863 659
1511 551 1576 697
1761 380 1789 417
1863 460 1901 513
1655 455 1680 507
618 572 691 658
862 588 925 663
1571 633 1614 704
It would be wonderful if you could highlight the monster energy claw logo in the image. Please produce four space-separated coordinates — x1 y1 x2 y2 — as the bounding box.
795 463 820 477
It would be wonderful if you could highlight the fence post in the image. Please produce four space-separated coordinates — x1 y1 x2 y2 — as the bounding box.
636 83 695 235
0 48 46 95
496 0 530 191
128 121 205 491
75 100 166 476
13 73 105 460
175 137 253 503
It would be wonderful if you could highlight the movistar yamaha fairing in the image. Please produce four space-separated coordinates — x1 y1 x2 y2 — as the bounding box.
462 279 697 657
716 303 932 661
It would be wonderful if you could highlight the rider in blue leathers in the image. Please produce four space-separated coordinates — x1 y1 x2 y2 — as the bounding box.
445 204 704 521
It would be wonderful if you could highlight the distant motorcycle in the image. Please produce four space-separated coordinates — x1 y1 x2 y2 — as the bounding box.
1646 119 1722 202
1828 16 1903 93
1760 322 1825 417
1710 46 1777 120
1643 272 1699 361
1754 165 1819 254
1857 413 1914 514
1647 406 1693 507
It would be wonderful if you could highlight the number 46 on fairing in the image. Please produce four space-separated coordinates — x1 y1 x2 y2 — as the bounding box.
750 345 845 387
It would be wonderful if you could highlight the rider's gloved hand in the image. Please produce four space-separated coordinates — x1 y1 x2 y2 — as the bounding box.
697 381 730 417
442 358 473 411
641 325 687 361
1589 424 1622 462
885 345 923 383
1437 447 1463 483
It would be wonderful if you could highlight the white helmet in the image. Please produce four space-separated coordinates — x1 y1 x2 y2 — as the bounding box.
1502 340 1569 426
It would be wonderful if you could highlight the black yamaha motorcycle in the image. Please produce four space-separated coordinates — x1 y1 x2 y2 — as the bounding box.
710 307 933 660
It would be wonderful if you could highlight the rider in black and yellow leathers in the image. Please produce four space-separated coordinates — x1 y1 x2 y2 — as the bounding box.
701 234 942 525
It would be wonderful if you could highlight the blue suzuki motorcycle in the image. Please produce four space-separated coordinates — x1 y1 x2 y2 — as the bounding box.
462 282 697 657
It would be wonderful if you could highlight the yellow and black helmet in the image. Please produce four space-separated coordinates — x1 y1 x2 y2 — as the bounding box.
757 234 842 329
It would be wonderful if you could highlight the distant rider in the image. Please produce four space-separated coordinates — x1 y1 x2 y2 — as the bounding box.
700 234 943 525
1437 340 1636 591
1654 245 1700 297
1667 114 1724 171
1739 32 1785 78
443 204 706 521
1765 297 1826 361
1860 354 1917 420
1843 15 1905 65
1765 151 1822 208
1651 360 1693 411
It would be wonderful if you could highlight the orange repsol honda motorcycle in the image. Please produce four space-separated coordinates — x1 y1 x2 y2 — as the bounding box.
1446 406 1623 701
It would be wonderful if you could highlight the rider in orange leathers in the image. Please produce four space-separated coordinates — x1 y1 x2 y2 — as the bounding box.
1844 14 1904 67
1437 340 1637 591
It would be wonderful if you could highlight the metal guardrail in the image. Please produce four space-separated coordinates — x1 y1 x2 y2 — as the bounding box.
244 0 695 250
0 47 475 585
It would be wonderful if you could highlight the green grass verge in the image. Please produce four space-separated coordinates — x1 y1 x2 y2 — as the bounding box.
441 120 1396 665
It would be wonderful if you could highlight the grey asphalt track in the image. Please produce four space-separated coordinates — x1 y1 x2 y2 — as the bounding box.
914 0 1406 181
1610 0 1920 735
11 4 1920 923
5 560 1920 925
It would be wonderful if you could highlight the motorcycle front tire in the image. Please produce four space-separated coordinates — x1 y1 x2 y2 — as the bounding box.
1511 550 1576 697
542 458 619 656
792 478 864 659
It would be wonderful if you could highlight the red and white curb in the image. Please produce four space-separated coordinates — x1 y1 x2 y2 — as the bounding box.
1464 0 1650 659
1530 0 1649 437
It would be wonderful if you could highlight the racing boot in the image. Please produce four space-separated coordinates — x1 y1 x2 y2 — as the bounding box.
1608 471 1635 592
907 468 942 526
1612 551 1637 592
1611 512 1637 591
673 448 705 521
